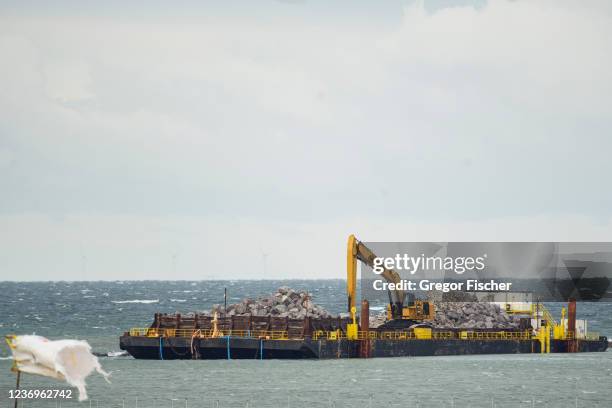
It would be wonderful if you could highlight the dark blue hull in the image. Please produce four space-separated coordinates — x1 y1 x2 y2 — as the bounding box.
119 335 608 360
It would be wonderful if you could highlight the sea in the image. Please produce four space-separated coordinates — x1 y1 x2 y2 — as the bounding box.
0 280 611 408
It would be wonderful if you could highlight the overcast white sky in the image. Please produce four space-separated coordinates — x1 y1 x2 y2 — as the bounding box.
1 0 611 280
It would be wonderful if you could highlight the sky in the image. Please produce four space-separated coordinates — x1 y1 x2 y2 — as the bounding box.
1 0 612 280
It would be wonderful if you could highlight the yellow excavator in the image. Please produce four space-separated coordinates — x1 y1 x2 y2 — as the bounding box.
346 234 435 330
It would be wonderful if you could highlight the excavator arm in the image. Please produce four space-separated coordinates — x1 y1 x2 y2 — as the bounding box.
347 234 407 319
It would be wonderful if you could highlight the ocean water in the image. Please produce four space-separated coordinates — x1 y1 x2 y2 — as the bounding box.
1 280 611 407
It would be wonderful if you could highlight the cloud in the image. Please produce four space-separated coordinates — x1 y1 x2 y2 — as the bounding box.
1 212 611 281
43 59 94 102
390 1 612 116
0 1 611 279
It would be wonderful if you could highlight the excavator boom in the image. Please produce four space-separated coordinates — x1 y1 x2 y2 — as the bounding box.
347 234 406 317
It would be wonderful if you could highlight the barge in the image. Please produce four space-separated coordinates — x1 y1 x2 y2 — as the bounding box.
120 332 608 360
119 303 608 360
119 236 608 359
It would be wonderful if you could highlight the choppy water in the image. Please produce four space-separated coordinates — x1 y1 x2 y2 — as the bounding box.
1 281 611 407
0 280 347 353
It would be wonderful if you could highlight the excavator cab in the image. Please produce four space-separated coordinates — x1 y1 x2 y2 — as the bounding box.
387 300 435 321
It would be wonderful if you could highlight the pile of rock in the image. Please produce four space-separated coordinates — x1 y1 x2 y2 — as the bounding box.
206 288 520 330
431 302 520 329
369 312 387 329
369 302 521 329
211 287 333 319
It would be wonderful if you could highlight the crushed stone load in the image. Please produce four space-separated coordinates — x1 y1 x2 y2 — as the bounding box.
207 287 519 329
211 286 334 319
369 312 387 329
369 302 521 330
432 302 520 329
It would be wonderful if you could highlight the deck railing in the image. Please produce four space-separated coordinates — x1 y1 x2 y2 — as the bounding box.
128 328 535 341
128 328 290 339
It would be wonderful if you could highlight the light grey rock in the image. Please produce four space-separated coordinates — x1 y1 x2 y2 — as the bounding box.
447 311 460 320
212 287 334 320
431 301 521 330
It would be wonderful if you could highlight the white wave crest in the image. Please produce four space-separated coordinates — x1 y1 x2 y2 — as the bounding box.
107 351 128 357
